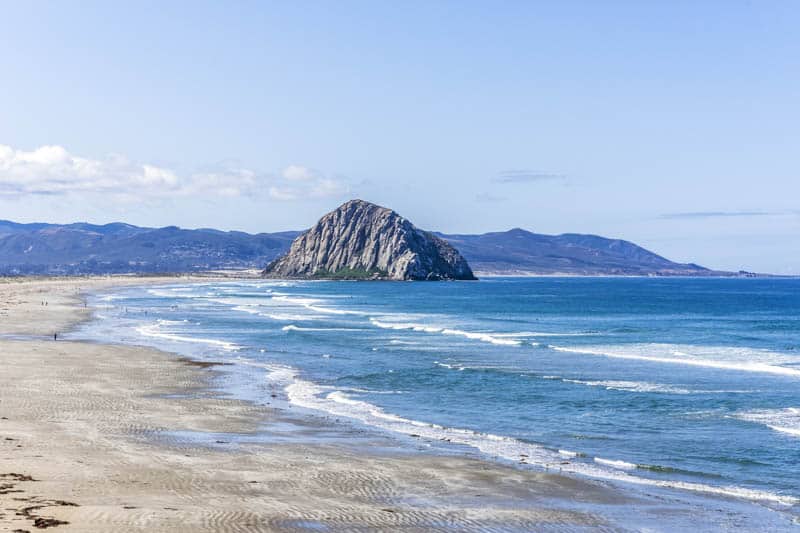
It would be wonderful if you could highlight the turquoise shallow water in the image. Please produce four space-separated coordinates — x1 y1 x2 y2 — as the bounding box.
79 277 800 520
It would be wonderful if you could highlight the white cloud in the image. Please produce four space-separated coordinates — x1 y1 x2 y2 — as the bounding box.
282 164 317 182
268 165 349 201
493 169 566 184
0 145 181 196
268 176 348 201
0 145 348 202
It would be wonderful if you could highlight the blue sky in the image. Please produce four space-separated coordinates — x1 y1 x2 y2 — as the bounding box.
0 1 798 273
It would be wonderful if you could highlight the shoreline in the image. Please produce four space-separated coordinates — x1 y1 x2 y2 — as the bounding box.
1 277 797 531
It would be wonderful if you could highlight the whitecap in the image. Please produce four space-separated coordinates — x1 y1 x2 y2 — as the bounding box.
594 457 637 470
136 323 240 351
734 408 800 437
370 319 522 346
282 324 364 332
561 378 694 395
550 344 800 378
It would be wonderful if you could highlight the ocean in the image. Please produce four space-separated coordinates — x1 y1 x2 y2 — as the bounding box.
77 277 800 524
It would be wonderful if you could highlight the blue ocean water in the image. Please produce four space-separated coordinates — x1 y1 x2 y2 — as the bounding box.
80 278 800 516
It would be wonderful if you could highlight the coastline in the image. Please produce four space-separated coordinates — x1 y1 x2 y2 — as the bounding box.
1 277 796 531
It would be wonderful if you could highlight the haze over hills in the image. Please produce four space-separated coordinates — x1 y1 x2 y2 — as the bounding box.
0 215 735 277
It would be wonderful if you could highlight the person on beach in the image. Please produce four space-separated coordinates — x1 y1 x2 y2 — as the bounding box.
54 333 57 341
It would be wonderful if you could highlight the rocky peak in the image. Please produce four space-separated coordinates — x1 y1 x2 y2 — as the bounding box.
263 199 476 280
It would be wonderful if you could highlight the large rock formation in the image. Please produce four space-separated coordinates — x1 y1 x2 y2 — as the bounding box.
263 200 477 280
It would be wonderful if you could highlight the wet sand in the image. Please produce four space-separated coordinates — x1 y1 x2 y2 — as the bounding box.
0 277 791 532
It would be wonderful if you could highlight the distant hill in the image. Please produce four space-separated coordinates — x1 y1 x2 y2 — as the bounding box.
0 220 297 275
0 218 727 276
438 228 712 276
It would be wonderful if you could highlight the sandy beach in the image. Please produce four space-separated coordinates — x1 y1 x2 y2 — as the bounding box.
0 277 793 532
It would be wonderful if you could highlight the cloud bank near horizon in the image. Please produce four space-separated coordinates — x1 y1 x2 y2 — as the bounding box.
492 170 566 184
0 144 348 202
659 211 778 220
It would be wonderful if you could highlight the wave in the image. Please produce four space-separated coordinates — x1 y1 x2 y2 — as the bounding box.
147 288 201 299
229 304 320 322
370 320 442 333
434 361 467 371
271 295 366 316
278 371 798 506
281 324 364 333
594 457 637 470
156 319 190 326
266 313 321 321
441 328 522 346
210 297 272 307
136 323 240 351
433 361 524 374
337 387 407 395
734 408 800 438
550 344 800 378
493 331 596 338
369 319 522 346
563 378 694 395
546 377 755 395
209 295 328 322
306 304 366 316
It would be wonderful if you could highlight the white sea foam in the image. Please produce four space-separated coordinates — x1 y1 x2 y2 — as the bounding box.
542 374 753 395
734 408 800 438
229 304 319 322
563 379 694 395
370 320 442 333
232 305 261 315
493 331 595 338
550 343 800 378
270 295 320 306
147 288 200 299
211 295 326 322
282 324 363 332
279 372 798 506
594 457 637 470
266 313 319 321
441 328 522 346
369 319 522 346
271 295 365 316
434 361 467 371
136 323 240 351
306 304 366 315
211 297 259 306
337 387 407 395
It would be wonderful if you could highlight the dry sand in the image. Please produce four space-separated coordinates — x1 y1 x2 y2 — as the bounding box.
0 277 786 532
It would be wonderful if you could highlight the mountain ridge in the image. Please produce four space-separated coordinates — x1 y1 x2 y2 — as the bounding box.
0 215 751 277
437 228 711 276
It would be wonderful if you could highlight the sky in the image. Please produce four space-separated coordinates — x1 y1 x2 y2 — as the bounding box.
0 1 798 273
